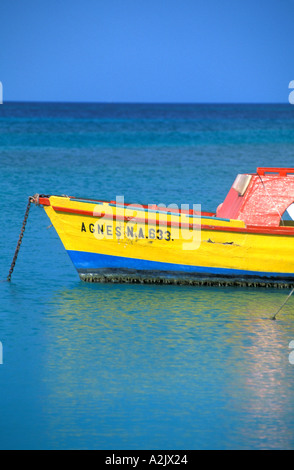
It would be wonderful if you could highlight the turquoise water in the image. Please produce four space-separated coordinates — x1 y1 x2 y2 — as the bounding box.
1 103 294 450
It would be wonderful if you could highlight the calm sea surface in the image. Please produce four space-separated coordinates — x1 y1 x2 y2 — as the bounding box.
1 103 294 450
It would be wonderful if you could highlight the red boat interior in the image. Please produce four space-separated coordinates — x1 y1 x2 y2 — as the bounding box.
217 167 294 227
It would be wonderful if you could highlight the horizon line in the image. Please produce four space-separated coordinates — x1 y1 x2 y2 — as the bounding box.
1 100 290 105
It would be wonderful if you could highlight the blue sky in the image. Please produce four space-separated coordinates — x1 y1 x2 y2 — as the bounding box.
1 0 294 102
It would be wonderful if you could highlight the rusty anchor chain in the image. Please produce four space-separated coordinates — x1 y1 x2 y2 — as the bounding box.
5 194 41 282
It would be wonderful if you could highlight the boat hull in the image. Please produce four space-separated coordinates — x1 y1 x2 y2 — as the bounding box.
68 250 294 288
42 196 294 288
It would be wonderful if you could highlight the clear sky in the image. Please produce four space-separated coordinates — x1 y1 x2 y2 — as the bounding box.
1 0 294 103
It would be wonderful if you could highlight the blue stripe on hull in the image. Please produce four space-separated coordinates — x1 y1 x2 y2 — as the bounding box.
67 250 294 280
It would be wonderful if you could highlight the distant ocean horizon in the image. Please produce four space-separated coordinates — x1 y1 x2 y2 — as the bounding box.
4 100 290 103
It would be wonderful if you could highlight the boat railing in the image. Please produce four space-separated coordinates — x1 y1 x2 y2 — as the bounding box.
257 167 294 177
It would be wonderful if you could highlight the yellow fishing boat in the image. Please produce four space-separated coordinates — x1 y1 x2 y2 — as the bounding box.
33 167 294 287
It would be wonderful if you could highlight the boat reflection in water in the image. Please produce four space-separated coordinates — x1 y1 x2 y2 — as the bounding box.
42 283 294 449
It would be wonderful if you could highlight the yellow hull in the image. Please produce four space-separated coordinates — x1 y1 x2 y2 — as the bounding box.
41 196 294 287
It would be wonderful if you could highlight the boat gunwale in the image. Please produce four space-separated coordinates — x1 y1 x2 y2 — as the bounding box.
39 196 215 216
47 202 294 237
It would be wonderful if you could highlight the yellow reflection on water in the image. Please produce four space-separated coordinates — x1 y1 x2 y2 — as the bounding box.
42 283 294 449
